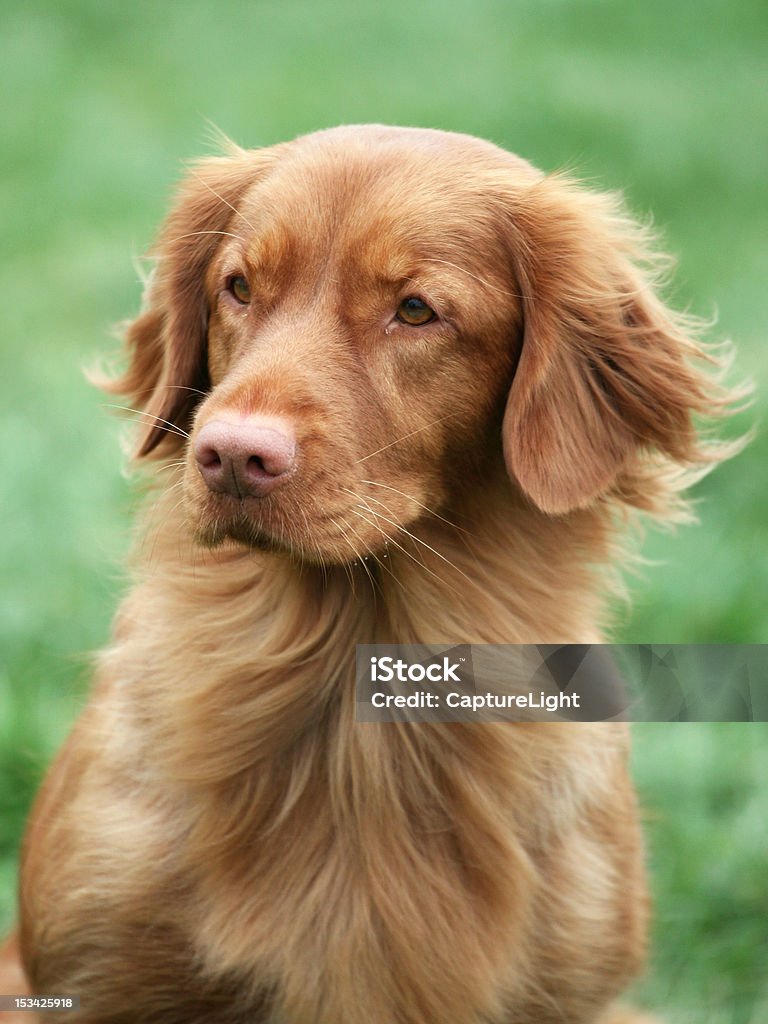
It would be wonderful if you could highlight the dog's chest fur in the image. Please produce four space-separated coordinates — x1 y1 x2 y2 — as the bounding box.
38 496 644 1024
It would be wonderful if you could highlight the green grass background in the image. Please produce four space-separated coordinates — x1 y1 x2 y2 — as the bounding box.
1 1 766 1020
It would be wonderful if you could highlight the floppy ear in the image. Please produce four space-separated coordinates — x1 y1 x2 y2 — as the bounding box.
501 175 719 515
100 147 276 457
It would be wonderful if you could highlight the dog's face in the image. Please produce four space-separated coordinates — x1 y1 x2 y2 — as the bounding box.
187 130 523 558
113 125 709 563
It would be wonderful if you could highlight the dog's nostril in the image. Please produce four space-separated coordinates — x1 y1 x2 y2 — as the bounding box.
247 455 266 473
198 447 222 470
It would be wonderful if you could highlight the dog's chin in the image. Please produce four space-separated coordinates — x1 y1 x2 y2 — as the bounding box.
192 508 385 567
194 514 295 557
203 526 281 554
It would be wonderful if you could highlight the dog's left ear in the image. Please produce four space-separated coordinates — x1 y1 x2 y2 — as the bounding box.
501 175 714 514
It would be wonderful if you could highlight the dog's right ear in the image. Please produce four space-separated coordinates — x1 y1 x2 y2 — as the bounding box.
97 147 277 457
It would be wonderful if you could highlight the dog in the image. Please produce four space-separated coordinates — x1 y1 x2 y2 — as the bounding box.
8 125 737 1023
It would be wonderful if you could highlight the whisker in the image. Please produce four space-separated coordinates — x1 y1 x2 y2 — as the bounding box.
109 415 189 441
155 459 188 474
102 404 191 440
342 487 416 563
347 505 407 562
361 479 470 535
345 494 432 577
341 509 403 593
344 510 395 592
162 384 210 399
355 414 457 463
348 490 475 588
387 515 472 583
347 507 452 591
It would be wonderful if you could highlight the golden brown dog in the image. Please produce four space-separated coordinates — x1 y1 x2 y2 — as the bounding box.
10 125 737 1022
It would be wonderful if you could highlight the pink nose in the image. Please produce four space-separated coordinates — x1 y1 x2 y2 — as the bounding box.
194 418 296 499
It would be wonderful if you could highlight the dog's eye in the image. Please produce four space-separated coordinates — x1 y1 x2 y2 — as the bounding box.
227 275 251 304
396 297 436 326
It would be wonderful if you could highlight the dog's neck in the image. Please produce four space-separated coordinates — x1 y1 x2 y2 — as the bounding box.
104 468 624 797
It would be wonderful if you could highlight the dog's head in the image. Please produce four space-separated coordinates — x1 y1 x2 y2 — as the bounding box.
106 125 723 561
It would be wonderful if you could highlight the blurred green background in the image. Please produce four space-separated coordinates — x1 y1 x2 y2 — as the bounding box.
1 1 766 1020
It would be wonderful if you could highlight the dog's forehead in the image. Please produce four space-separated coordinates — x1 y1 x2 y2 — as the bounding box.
235 127 534 269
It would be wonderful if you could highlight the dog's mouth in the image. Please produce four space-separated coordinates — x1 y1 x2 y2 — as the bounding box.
189 488 403 565
195 506 290 554
191 491 310 554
